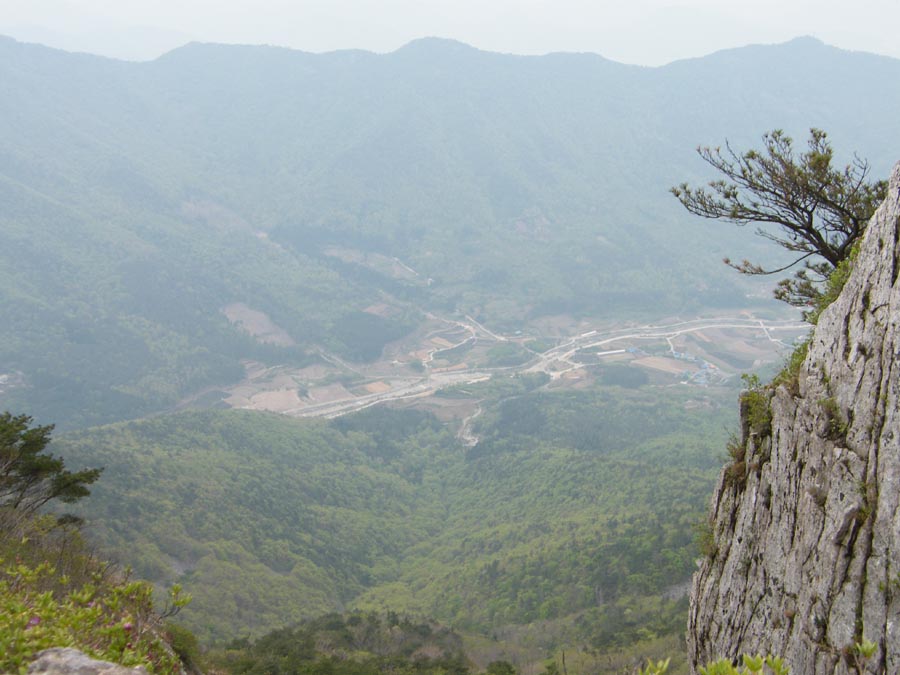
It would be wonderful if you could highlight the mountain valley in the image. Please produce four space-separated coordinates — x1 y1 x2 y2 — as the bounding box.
1 32 899 675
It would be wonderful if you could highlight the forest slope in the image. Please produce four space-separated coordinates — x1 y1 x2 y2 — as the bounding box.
56 385 734 644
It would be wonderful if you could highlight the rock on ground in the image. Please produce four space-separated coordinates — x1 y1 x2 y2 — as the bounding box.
26 649 148 675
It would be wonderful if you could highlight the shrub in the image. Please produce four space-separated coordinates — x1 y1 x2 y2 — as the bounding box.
165 621 202 672
818 397 848 443
806 247 858 325
638 654 790 675
740 375 772 438
0 556 188 674
694 518 717 559
771 340 808 396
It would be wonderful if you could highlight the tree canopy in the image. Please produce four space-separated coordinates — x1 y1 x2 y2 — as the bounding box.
671 129 887 309
0 412 102 534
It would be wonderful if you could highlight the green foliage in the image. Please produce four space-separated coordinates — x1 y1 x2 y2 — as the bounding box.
437 373 549 401
0 439 190 675
672 128 886 309
805 250 856 324
723 459 747 490
524 339 554 354
637 657 670 675
164 621 202 672
771 340 808 395
599 364 650 389
469 386 731 468
726 433 745 463
613 653 793 675
209 611 468 675
0 552 183 674
56 409 456 640
723 431 748 487
692 655 788 675
330 311 418 361
484 344 531 368
818 397 848 442
1 412 102 535
854 637 877 660
770 246 853 392
739 375 772 438
1 37 897 673
485 660 517 675
855 480 873 525
56 387 732 645
693 518 717 560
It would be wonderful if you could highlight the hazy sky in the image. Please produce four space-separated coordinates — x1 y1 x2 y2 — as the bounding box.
2 0 899 64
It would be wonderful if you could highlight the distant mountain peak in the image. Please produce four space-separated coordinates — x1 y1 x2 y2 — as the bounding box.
781 35 826 48
397 37 478 52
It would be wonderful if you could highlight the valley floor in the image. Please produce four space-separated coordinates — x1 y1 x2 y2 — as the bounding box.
209 310 807 427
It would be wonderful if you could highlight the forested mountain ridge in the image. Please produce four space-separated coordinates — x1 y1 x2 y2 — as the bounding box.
2 35 899 428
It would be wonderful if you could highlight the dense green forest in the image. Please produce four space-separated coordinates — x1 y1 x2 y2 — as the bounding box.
56 383 734 649
210 612 470 675
2 35 899 426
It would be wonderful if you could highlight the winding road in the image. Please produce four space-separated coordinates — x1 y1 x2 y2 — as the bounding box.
284 315 807 419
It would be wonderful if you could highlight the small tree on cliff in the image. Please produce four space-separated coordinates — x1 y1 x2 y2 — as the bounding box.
0 411 102 535
671 129 886 313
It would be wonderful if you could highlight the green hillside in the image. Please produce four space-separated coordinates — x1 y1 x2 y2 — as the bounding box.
1 36 899 427
56 385 733 644
207 612 469 675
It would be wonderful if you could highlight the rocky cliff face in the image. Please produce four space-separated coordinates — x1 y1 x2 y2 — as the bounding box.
688 162 900 675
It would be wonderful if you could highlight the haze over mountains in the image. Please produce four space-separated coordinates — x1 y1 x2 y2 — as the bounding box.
1 34 899 428
3 33 900 671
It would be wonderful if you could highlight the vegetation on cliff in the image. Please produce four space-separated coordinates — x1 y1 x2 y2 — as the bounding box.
687 160 900 672
0 414 188 674
672 129 885 312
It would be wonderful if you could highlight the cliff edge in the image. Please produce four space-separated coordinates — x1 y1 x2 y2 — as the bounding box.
688 162 900 674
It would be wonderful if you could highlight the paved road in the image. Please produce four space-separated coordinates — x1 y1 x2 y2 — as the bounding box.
280 315 807 419
525 317 807 378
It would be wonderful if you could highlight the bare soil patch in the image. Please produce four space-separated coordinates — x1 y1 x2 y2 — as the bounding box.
363 303 398 318
633 356 697 375
307 383 353 403
222 303 296 346
246 389 304 412
364 381 393 394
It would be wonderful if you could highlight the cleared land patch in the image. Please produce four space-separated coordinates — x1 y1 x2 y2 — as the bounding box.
222 303 296 346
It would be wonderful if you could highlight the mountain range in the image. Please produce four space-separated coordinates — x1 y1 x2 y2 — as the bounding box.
2 35 899 427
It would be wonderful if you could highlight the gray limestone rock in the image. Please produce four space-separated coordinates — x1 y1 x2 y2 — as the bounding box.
688 162 900 674
26 649 148 675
